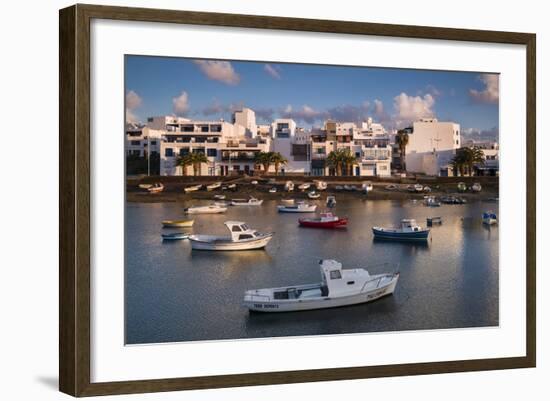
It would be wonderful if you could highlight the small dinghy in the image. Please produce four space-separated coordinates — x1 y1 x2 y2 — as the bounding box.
206 182 222 191
147 183 164 193
277 203 317 213
227 183 237 191
138 183 152 189
326 195 336 208
314 180 328 190
307 191 320 199
162 219 194 228
161 232 189 241
269 187 277 193
243 259 399 312
299 212 347 229
231 197 263 206
213 194 226 200
482 212 498 225
457 182 467 192
361 182 373 193
284 181 294 192
298 183 311 191
184 204 227 214
281 198 295 206
427 217 443 226
188 221 273 251
472 182 482 192
335 185 344 191
385 184 397 191
372 219 430 241
425 196 441 207
183 184 202 193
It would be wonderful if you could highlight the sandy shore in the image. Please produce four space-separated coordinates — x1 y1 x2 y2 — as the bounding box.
127 177 498 203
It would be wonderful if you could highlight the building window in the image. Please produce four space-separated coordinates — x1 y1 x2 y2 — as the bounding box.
130 140 140 146
182 125 194 132
150 140 157 145
207 149 217 157
193 148 205 154
201 126 209 132
165 148 174 157
147 117 153 122
179 148 189 156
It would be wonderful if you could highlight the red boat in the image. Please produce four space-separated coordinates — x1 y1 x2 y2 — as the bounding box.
299 212 348 228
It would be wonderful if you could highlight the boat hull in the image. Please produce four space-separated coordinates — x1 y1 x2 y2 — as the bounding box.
189 234 273 251
278 206 317 213
372 227 430 241
244 275 399 312
162 220 194 228
299 218 348 228
185 207 227 214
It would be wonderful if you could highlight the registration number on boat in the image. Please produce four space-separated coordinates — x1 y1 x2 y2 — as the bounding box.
254 304 279 309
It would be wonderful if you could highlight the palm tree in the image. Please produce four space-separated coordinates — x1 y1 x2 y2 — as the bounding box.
271 152 288 176
452 147 485 176
395 129 410 172
466 146 485 176
327 150 343 176
190 151 208 176
176 153 192 176
340 149 358 176
255 151 273 174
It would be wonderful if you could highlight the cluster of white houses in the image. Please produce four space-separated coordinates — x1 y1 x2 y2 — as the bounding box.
126 108 499 177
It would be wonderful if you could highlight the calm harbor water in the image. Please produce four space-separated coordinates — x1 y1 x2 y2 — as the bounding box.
125 198 499 344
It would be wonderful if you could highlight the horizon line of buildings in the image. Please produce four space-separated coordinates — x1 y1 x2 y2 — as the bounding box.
126 107 499 177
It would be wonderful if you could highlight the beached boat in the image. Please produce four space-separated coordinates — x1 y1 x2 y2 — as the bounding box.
307 191 320 199
277 203 317 213
188 221 273 251
213 194 226 200
161 232 189 241
335 185 344 191
457 182 467 192
425 196 441 207
227 183 237 191
147 183 164 193
206 182 222 191
423 186 432 193
326 195 336 208
385 184 398 191
162 219 194 228
243 259 399 312
285 181 294 192
138 183 152 189
314 180 328 190
231 197 263 206
299 212 348 229
414 184 424 192
362 182 374 193
184 204 227 214
482 212 498 225
372 219 430 241
281 198 295 206
184 184 202 193
426 216 443 226
440 196 466 205
472 182 482 192
251 180 258 185
269 187 277 193
298 183 311 191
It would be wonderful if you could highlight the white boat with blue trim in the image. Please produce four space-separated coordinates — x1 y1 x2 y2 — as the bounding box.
243 259 399 312
372 219 430 241
189 221 273 251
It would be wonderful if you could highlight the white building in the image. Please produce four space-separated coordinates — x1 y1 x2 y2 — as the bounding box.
405 118 461 176
233 108 258 138
271 119 311 174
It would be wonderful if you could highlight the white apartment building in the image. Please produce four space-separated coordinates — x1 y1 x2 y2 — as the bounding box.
405 118 461 176
125 124 164 157
271 119 311 174
233 107 258 138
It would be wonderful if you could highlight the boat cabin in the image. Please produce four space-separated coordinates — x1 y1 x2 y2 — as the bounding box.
224 221 262 241
400 219 423 232
318 259 372 297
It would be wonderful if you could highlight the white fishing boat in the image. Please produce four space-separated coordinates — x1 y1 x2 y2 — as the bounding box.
343 185 353 191
425 196 441 207
206 182 222 191
277 203 317 213
472 182 482 192
284 181 294 192
147 183 164 193
314 180 328 190
184 204 227 214
281 198 295 206
213 194 226 200
307 191 320 199
298 183 311 191
269 187 277 193
243 259 400 312
372 219 430 241
361 182 373 193
227 183 237 191
414 184 424 192
423 186 432 193
184 184 202 193
251 180 259 185
189 221 273 251
231 197 263 206
482 212 498 225
138 183 152 189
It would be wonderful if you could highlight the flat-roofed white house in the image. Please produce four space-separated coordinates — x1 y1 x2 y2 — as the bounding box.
271 119 312 174
405 118 461 176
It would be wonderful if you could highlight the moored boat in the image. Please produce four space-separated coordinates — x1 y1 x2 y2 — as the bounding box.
284 181 294 192
457 182 467 192
147 183 164 193
307 191 320 199
472 182 482 192
184 204 227 214
326 195 336 208
372 219 430 241
281 198 295 206
162 219 195 228
184 184 202 193
269 187 277 193
482 212 498 225
227 183 237 191
138 183 152 189
385 184 398 191
298 182 311 191
361 182 373 193
231 197 263 206
206 182 222 191
243 259 399 312
314 180 328 190
425 196 441 207
277 203 317 213
161 232 189 241
427 216 443 226
299 212 347 229
213 194 226 200
188 221 273 251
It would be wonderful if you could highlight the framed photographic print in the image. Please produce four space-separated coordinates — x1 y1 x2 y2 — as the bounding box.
59 4 536 397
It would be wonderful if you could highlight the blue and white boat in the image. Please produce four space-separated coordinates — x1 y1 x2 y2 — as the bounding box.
372 219 430 241
161 232 189 241
482 212 498 225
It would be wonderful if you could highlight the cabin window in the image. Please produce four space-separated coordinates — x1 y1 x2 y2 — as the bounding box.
330 270 342 280
231 226 242 232
241 224 250 230
238 234 253 240
347 281 355 285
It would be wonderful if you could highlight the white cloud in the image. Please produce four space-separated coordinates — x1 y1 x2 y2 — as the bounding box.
172 91 190 116
469 74 499 104
393 92 435 127
194 60 240 85
125 90 142 123
264 64 281 79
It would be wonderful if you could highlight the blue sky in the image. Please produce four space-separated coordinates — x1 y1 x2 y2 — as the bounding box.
125 56 499 139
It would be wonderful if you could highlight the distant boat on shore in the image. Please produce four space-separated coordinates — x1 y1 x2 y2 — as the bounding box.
278 203 317 213
372 219 430 241
307 191 320 199
231 197 263 206
361 182 373 193
298 183 311 191
184 184 202 193
147 183 164 193
185 204 227 214
243 259 399 312
189 221 273 251
162 219 194 228
326 195 336 208
285 181 294 192
472 182 482 192
206 182 222 191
